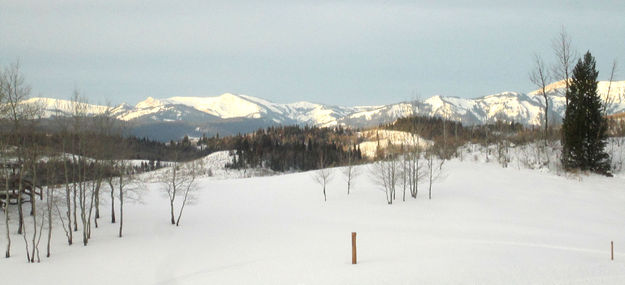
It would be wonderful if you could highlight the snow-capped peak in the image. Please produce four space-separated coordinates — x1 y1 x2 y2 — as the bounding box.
166 94 264 119
135 97 167 109
19 80 625 136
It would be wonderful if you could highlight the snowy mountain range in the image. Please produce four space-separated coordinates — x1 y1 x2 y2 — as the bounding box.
23 80 625 140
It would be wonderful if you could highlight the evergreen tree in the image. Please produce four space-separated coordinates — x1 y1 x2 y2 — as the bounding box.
561 51 610 174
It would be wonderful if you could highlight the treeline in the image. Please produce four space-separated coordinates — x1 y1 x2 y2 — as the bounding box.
0 130 212 191
386 115 545 148
0 124 211 163
227 125 363 171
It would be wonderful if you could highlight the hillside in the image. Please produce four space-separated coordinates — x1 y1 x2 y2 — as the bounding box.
2 152 625 284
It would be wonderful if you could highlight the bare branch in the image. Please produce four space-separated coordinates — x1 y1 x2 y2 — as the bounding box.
530 53 551 144
551 27 577 107
603 59 618 115
313 154 333 202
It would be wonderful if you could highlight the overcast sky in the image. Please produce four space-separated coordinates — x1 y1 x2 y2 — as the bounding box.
1 0 624 106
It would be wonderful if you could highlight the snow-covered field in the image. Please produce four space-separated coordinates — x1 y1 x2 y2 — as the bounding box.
3 152 625 284
357 129 431 158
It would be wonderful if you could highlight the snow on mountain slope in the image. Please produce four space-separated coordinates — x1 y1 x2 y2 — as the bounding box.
117 102 170 121
533 79 625 99
21 97 111 118
597 80 625 106
167 94 265 119
233 94 360 126
475 92 544 125
20 80 625 132
338 103 415 128
121 93 359 125
135 97 167 109
530 80 625 115
342 81 625 127
284 102 357 126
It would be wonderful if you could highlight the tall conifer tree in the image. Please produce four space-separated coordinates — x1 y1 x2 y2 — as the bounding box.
561 51 610 174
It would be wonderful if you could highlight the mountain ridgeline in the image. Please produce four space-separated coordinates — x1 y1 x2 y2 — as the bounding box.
21 80 625 141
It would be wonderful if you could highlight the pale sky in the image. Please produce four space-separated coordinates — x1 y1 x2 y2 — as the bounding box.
1 0 624 106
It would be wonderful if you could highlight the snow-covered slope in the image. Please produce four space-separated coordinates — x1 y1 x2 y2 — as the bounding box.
3 152 625 284
122 93 361 126
22 80 625 133
340 80 625 127
21 97 111 118
529 80 625 116
357 130 432 158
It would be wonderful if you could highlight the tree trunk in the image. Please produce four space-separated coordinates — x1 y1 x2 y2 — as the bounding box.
64 186 72 245
17 169 24 235
109 178 115 223
35 210 44 263
415 153 419 198
78 158 88 246
428 156 433 200
544 92 549 144
4 173 10 258
72 183 77 232
170 198 176 225
170 165 177 224
31 162 38 261
403 159 406 202
87 182 97 238
94 177 101 227
22 217 31 262
80 181 87 245
175 188 192 227
46 186 52 258
63 143 73 245
347 172 351 195
119 173 124 238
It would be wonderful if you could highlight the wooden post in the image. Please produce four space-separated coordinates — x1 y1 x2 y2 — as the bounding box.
611 241 614 261
352 232 357 264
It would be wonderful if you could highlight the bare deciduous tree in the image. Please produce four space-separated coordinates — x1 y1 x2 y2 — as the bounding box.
371 155 399 205
602 60 618 116
1 140 11 258
341 145 360 195
407 134 425 199
2 61 34 235
405 98 427 200
53 100 74 245
1 70 11 257
175 160 200 226
313 154 333 202
44 156 57 258
1 61 42 257
24 143 42 262
101 120 140 237
73 94 89 244
159 158 201 226
530 53 551 145
117 161 128 237
426 149 445 200
107 170 116 225
91 106 115 229
552 27 577 107
114 156 144 237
